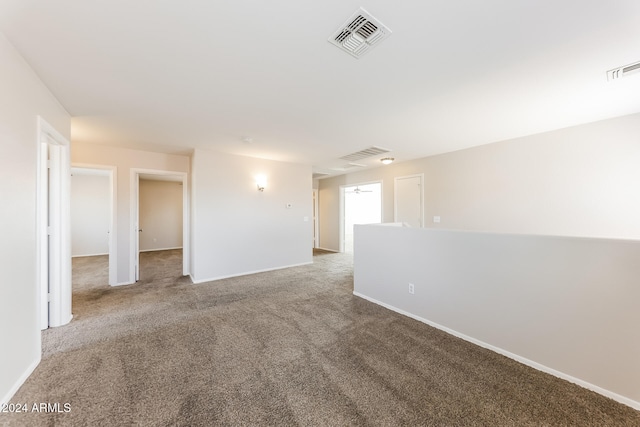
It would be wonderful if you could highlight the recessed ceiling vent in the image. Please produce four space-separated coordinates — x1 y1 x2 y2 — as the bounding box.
328 8 392 58
330 163 367 172
607 60 640 81
340 146 391 162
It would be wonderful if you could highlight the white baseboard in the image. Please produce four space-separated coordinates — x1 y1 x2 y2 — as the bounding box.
1 356 40 406
314 247 339 253
139 247 183 253
113 281 135 287
72 252 108 258
353 291 640 411
191 261 313 284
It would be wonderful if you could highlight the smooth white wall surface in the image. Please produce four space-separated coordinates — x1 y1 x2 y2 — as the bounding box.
191 149 312 281
318 113 640 250
0 32 70 404
139 179 183 251
354 224 640 407
71 143 189 284
71 173 110 256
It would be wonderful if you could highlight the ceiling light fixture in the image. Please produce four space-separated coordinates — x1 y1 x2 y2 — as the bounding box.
380 157 394 165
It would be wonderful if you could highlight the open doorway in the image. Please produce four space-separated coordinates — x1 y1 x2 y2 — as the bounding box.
341 182 382 253
70 166 116 293
130 169 189 284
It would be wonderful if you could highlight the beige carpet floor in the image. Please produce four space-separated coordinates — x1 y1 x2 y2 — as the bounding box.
2 249 639 426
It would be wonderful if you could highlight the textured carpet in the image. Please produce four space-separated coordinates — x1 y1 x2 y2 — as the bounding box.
2 249 639 426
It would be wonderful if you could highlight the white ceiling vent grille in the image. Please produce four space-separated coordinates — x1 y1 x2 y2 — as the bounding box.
340 146 391 162
607 60 640 81
329 8 392 58
330 163 367 172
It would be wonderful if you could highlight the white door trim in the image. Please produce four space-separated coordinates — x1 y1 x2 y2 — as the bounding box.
71 163 118 286
37 116 72 329
394 173 424 227
129 168 189 284
312 189 319 248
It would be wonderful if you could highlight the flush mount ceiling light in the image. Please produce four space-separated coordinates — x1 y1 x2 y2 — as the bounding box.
328 7 392 59
380 157 395 165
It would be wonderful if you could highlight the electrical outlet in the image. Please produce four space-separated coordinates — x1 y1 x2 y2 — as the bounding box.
408 283 415 294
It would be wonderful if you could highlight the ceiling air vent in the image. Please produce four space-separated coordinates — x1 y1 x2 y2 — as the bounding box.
607 60 640 81
328 8 392 58
340 146 391 162
330 163 367 172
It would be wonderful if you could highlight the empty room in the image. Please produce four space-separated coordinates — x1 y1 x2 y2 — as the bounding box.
1 1 639 425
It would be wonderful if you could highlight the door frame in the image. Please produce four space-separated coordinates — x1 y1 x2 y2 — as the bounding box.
312 189 319 248
71 164 117 286
339 180 383 253
36 116 72 329
129 168 189 283
394 173 424 227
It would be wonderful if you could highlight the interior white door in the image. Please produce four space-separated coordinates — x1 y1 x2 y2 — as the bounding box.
38 117 72 329
395 175 423 227
39 141 49 330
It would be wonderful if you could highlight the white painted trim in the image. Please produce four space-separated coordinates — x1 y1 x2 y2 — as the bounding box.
71 163 117 286
36 133 48 330
72 252 109 258
139 247 183 253
130 169 139 282
36 116 72 329
353 291 640 411
0 356 41 406
394 173 424 227
114 281 136 287
191 262 313 284
130 168 190 284
312 189 319 249
315 247 340 253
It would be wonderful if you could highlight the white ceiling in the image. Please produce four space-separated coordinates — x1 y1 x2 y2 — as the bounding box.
2 1 640 177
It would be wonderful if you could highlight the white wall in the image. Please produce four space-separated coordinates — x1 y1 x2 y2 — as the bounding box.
71 143 189 284
139 179 183 251
319 112 640 250
71 173 110 256
191 149 313 282
354 224 640 408
0 32 70 404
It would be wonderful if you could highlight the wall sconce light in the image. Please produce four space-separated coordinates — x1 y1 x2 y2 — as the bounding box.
255 175 267 192
380 157 395 165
